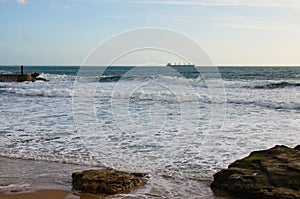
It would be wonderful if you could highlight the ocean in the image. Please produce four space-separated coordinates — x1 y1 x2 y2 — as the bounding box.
0 66 299 198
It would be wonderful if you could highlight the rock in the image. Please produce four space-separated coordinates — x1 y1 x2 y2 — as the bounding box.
72 168 147 195
211 145 300 199
294 145 300 150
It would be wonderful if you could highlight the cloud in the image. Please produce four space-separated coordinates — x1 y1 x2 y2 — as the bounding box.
23 35 38 42
17 26 39 42
0 0 27 4
63 4 71 9
215 21 300 34
17 0 27 4
50 1 72 9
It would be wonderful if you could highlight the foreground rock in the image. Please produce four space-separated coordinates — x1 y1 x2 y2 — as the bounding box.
72 168 147 195
211 145 300 199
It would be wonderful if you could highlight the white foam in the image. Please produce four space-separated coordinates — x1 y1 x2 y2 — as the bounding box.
0 73 299 181
0 184 31 193
0 70 13 74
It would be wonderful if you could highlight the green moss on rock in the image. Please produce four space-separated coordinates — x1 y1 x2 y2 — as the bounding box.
211 145 300 199
243 152 266 162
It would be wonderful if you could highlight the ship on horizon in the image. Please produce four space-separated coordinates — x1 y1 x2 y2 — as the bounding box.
166 62 195 67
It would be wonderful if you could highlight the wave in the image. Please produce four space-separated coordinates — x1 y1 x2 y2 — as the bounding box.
98 75 143 82
2 86 298 111
0 70 13 74
40 72 203 84
252 81 300 89
99 75 123 82
0 183 31 193
38 73 76 82
2 88 73 98
97 74 202 85
227 99 300 111
0 73 208 100
36 72 216 90
1 86 210 102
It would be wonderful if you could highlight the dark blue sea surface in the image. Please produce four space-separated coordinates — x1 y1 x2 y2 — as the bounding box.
1 65 300 81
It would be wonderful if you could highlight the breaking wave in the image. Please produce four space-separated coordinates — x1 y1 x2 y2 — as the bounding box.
1 87 212 103
252 81 300 89
0 70 13 74
227 99 300 111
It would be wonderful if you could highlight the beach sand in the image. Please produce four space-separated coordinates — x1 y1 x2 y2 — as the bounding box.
0 190 78 199
0 190 104 199
0 157 101 199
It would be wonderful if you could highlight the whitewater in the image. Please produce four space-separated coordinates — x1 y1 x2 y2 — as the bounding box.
0 66 299 198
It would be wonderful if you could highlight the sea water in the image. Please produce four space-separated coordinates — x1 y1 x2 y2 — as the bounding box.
0 66 299 198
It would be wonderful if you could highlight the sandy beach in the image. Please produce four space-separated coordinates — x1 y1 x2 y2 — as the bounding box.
0 190 79 199
0 156 235 199
0 157 102 199
0 189 106 199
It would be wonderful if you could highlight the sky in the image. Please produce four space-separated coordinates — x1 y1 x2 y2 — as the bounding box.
0 0 300 66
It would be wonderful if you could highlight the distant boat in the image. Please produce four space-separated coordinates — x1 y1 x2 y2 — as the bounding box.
166 63 195 67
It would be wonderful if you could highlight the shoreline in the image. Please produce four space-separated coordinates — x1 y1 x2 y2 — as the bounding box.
0 189 102 199
0 190 79 199
0 156 102 198
0 156 234 199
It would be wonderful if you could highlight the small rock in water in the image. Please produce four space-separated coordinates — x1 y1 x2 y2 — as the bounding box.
211 145 300 199
72 168 147 195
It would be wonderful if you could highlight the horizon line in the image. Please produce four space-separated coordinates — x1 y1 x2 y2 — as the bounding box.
1 64 300 67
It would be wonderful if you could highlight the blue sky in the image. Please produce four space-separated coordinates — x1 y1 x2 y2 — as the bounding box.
0 0 300 66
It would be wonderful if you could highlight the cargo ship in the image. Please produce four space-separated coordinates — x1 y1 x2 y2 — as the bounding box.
166 63 195 67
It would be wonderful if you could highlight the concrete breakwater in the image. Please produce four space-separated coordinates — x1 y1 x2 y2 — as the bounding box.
0 65 48 82
0 74 33 82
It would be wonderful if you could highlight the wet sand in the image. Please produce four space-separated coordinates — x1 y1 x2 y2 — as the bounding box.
0 156 234 199
0 189 105 199
0 190 78 199
0 156 102 199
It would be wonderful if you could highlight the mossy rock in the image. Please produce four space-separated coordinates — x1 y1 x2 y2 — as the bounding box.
211 145 300 199
72 168 147 195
